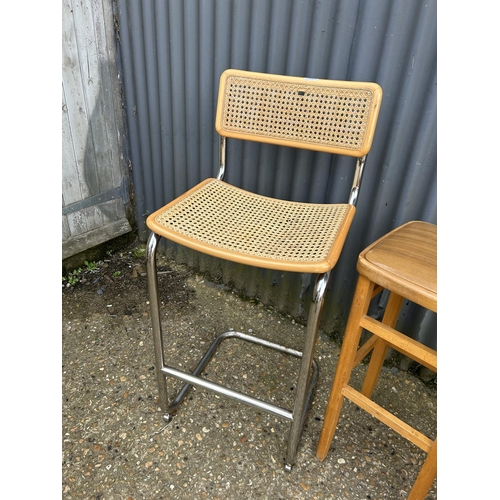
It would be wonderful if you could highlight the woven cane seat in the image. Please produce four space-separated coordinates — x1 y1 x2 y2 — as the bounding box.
147 178 356 273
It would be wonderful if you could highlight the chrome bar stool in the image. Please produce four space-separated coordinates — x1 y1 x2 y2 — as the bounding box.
145 69 383 470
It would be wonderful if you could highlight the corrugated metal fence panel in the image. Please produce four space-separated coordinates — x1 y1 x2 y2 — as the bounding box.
115 0 437 347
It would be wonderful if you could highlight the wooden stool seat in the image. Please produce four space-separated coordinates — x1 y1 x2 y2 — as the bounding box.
359 221 436 311
316 220 437 499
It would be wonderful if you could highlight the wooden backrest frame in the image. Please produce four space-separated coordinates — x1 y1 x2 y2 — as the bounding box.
215 69 383 158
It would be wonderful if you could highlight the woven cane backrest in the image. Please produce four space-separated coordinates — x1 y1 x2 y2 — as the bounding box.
215 69 382 157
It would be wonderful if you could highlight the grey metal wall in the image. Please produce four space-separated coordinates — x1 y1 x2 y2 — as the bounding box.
115 0 437 348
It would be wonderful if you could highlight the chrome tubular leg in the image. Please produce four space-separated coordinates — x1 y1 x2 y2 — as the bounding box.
216 135 226 180
146 232 171 421
348 154 367 206
285 271 331 471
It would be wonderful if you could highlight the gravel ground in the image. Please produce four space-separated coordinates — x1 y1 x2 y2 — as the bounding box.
62 241 437 499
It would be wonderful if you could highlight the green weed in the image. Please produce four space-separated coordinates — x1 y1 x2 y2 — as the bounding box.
65 268 82 286
84 260 99 272
132 246 146 259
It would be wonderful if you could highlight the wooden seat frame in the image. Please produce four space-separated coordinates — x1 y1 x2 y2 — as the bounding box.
145 69 382 470
316 221 437 497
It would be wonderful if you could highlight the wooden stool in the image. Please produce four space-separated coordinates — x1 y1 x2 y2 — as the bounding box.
316 220 437 499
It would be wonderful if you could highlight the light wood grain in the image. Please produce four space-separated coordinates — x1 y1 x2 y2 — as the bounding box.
317 220 437 499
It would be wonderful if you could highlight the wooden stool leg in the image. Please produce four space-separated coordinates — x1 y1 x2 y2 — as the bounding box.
361 292 404 398
316 275 375 461
408 438 437 500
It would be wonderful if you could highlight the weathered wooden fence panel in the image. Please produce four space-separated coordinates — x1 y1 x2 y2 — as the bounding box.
62 0 131 260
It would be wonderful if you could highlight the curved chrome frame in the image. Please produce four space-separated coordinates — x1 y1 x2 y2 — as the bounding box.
147 134 369 469
216 135 226 180
348 154 367 206
219 134 367 208
146 231 330 470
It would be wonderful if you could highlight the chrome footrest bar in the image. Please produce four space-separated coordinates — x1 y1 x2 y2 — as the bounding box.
163 366 293 420
147 232 329 470
161 329 319 422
